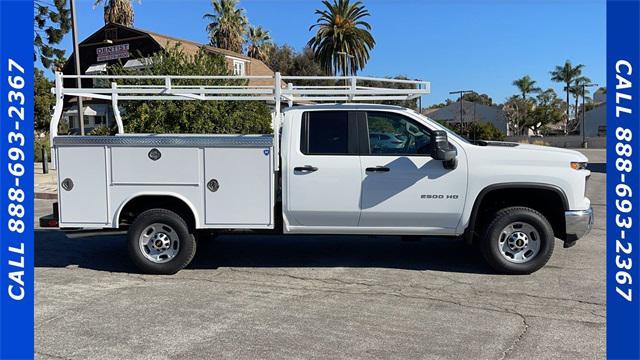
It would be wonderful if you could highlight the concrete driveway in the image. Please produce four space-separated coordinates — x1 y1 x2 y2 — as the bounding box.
34 149 606 360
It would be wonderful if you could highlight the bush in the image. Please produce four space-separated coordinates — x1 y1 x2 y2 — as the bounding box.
34 135 50 163
89 125 116 136
57 121 69 135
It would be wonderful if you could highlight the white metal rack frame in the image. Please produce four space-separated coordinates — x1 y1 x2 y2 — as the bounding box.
50 71 431 170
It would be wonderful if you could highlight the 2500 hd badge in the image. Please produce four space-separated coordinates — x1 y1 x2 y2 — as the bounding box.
421 194 460 200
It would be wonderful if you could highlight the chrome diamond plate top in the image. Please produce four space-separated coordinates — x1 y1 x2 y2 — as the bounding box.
53 134 274 148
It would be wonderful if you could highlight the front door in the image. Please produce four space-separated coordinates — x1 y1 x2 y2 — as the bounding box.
285 111 362 227
359 111 467 231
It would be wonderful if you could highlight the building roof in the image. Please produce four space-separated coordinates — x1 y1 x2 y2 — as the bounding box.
426 101 505 123
142 29 253 61
70 23 275 85
138 26 275 85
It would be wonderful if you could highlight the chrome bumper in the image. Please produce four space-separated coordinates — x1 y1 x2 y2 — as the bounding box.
565 208 594 242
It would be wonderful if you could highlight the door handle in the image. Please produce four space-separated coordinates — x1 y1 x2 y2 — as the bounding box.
366 166 390 172
294 165 318 172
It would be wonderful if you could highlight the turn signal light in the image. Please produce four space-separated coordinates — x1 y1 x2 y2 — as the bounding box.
570 162 588 170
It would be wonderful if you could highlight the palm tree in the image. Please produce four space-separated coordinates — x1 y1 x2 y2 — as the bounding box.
246 26 272 61
512 75 541 100
307 0 375 76
550 60 585 133
93 0 140 26
203 0 247 53
568 76 592 121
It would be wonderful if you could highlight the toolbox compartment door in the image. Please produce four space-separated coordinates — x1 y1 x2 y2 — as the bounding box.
57 146 108 225
111 147 200 185
204 147 272 226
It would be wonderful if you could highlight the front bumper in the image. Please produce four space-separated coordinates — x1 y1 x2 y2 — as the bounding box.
564 208 594 245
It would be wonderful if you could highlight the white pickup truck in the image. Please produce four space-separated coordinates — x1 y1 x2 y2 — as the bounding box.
42 73 593 275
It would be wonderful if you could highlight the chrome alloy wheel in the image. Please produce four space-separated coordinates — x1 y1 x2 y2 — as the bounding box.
139 223 180 264
497 222 541 264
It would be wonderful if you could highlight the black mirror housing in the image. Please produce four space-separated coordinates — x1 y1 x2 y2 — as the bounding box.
430 130 457 161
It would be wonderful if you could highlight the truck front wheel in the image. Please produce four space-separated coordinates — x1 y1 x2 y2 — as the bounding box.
480 207 555 274
127 209 197 274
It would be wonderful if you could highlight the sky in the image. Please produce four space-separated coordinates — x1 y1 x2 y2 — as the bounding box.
54 0 606 106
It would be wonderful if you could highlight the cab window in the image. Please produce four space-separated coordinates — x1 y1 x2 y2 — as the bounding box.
366 112 431 155
301 111 357 155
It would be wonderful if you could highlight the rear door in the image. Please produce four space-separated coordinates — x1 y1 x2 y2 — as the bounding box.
285 111 362 227
358 111 467 231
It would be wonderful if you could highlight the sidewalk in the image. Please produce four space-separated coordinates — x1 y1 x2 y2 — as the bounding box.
34 162 57 199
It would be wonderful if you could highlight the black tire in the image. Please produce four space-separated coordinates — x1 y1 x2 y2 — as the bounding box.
127 208 197 274
480 207 555 275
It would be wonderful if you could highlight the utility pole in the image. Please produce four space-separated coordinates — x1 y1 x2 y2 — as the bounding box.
473 102 477 141
417 82 422 113
449 90 473 134
581 82 598 148
70 0 84 135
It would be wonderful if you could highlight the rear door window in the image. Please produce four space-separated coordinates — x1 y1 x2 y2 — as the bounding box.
301 111 357 155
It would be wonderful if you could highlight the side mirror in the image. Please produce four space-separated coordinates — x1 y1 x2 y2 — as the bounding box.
430 130 457 161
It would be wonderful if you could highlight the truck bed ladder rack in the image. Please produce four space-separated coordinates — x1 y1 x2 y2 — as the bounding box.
50 72 431 170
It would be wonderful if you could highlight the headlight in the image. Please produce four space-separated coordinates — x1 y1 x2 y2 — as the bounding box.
570 161 588 170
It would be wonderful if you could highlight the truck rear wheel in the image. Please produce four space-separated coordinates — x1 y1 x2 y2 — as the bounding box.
127 209 196 274
480 207 554 274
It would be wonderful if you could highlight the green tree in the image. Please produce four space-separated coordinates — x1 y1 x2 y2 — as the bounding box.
203 0 247 53
360 75 420 109
34 0 71 70
267 44 295 74
503 96 534 136
291 47 327 77
438 121 505 141
461 92 493 106
424 103 447 111
267 45 327 78
550 60 585 133
528 89 565 134
94 0 140 26
308 0 375 76
246 25 272 61
512 75 541 100
34 68 55 132
110 45 271 134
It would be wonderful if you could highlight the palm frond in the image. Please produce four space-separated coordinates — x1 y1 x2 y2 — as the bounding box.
307 0 375 76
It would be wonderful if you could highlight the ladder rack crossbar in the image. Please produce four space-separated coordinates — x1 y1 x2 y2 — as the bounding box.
60 74 274 80
61 87 275 95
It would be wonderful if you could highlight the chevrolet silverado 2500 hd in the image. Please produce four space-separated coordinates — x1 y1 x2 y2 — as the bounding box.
41 73 593 275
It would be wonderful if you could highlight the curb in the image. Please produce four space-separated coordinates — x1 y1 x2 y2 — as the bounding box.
35 192 57 200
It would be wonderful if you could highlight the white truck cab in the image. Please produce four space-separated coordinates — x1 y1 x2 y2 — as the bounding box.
42 73 593 275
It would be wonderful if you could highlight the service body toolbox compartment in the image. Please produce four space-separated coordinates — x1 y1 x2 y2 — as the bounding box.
53 134 274 229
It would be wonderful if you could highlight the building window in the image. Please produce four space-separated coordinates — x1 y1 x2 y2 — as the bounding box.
233 60 245 76
94 115 106 126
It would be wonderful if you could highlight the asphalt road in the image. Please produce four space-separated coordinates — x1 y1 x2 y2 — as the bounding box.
34 149 606 360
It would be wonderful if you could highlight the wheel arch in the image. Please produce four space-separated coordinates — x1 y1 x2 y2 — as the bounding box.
114 192 200 229
464 183 569 244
